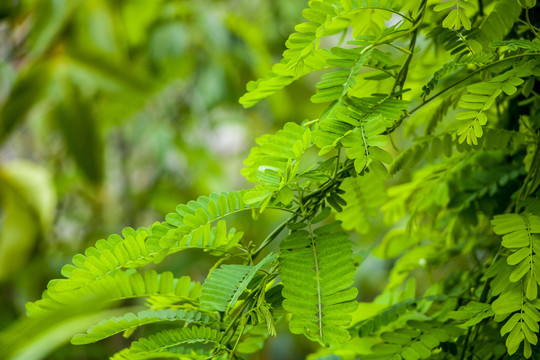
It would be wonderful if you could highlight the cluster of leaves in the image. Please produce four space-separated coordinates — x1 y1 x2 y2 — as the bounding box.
4 0 540 359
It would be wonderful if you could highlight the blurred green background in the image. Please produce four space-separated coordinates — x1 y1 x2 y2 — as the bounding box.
0 0 322 358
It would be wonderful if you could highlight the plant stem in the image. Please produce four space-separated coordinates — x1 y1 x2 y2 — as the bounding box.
252 217 291 259
386 53 540 134
526 9 540 41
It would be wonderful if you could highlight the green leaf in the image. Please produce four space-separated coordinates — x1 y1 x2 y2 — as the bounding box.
200 265 252 312
335 174 385 234
71 309 218 345
507 247 530 265
200 252 278 312
280 224 358 346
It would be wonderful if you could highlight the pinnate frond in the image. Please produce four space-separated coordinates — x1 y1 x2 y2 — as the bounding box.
456 60 537 145
434 0 475 31
26 271 202 317
279 221 358 346
242 122 311 209
364 320 463 360
200 252 278 312
112 326 225 360
490 213 540 358
72 309 218 345
239 0 406 108
335 173 386 233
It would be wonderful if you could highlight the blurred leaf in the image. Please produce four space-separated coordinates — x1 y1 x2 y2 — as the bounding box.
74 0 120 57
54 81 104 184
66 51 153 92
0 183 37 282
1 161 56 229
0 161 56 281
0 64 51 144
0 297 125 360
121 1 161 46
25 0 78 60
149 22 190 62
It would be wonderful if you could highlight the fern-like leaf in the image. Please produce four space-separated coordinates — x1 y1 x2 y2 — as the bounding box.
55 228 155 292
71 309 218 345
242 122 311 209
26 271 202 317
200 252 278 312
492 283 540 358
364 320 463 360
335 173 386 233
472 0 523 51
113 326 225 360
158 190 251 252
239 0 406 108
490 213 540 358
492 213 540 300
239 50 330 108
456 60 536 145
315 95 407 177
239 0 344 108
279 222 358 346
111 347 208 360
448 301 494 328
242 123 311 184
311 47 373 104
427 26 479 58
434 0 475 31
315 95 407 152
491 40 540 52
32 190 252 312
354 295 448 337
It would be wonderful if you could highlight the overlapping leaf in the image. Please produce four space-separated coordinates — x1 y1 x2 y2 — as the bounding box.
335 173 386 233
434 0 475 31
456 61 536 145
200 253 278 312
239 0 406 108
364 320 463 360
72 309 218 345
112 326 225 360
27 271 202 317
242 122 311 209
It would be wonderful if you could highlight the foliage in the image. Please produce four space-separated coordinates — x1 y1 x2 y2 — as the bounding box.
3 0 540 359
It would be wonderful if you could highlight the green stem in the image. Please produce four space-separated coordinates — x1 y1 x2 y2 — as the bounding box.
252 217 292 259
228 318 248 359
222 291 257 341
333 148 341 180
386 53 540 134
356 6 415 23
391 20 420 94
412 53 540 114
387 43 412 54
526 9 540 41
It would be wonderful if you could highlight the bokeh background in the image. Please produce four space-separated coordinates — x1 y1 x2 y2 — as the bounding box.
0 1 390 359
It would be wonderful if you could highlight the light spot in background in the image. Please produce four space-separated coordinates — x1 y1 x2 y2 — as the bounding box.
208 122 247 155
386 13 403 27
